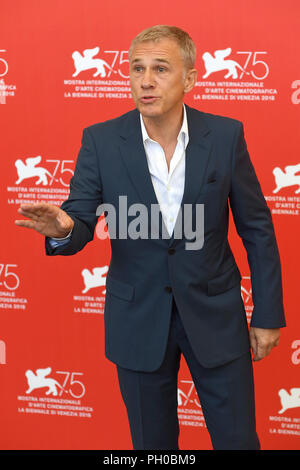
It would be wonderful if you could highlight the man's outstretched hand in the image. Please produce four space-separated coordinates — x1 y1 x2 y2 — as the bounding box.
249 327 280 362
15 202 74 238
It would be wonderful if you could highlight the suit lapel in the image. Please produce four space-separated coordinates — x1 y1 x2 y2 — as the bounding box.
119 109 159 208
180 105 212 208
118 105 212 244
170 105 212 246
119 109 169 238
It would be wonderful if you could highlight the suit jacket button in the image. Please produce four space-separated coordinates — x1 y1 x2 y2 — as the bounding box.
168 248 175 255
165 286 172 293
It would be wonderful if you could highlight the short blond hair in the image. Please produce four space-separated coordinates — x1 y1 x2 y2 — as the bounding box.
129 25 196 70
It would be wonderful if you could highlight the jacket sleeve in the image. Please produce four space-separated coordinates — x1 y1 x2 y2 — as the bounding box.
45 127 103 256
229 122 286 328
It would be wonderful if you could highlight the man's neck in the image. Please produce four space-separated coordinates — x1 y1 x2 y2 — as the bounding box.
142 103 184 148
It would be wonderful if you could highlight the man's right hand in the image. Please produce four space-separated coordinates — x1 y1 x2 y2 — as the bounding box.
15 202 74 238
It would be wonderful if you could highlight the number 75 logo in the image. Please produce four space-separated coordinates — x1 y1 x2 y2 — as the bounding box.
202 49 269 80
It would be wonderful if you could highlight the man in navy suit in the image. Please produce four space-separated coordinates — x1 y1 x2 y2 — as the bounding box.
15 25 285 450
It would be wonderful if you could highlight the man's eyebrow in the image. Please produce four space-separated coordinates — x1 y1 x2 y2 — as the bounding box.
155 58 170 64
131 58 171 64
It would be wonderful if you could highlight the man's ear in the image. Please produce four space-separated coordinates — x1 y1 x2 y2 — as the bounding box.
184 68 197 93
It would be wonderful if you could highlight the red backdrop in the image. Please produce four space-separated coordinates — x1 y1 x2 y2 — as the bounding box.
0 0 299 450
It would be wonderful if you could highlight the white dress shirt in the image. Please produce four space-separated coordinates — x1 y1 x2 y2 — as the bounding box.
140 104 189 237
49 104 189 246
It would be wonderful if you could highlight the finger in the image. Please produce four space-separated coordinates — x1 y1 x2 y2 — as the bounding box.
252 341 264 361
19 202 48 210
18 203 53 217
15 219 37 229
18 206 46 217
17 208 40 221
256 344 267 361
249 333 258 359
254 343 272 361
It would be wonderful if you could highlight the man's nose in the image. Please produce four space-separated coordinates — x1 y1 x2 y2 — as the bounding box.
141 68 155 88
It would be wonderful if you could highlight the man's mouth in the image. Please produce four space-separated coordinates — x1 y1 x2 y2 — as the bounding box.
140 96 159 104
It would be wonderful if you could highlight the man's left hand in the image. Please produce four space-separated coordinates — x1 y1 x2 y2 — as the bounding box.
249 327 280 361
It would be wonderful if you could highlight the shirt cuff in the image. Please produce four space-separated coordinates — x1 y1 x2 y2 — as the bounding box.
51 229 73 241
47 230 73 249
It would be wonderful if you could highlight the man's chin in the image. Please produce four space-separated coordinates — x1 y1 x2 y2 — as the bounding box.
137 103 163 119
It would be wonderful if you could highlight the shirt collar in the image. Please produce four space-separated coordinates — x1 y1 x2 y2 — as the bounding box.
140 103 189 149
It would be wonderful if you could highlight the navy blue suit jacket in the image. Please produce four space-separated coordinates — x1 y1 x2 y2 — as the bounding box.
45 104 285 371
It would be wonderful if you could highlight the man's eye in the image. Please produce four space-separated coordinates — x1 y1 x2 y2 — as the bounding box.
157 67 166 72
134 66 143 72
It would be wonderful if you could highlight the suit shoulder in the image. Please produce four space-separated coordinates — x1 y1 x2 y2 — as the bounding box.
203 111 242 129
188 106 243 133
83 108 136 137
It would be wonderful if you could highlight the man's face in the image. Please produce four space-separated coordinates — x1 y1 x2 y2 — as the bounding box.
129 38 195 119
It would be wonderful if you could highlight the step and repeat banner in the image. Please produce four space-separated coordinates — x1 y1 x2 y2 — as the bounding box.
0 0 299 450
